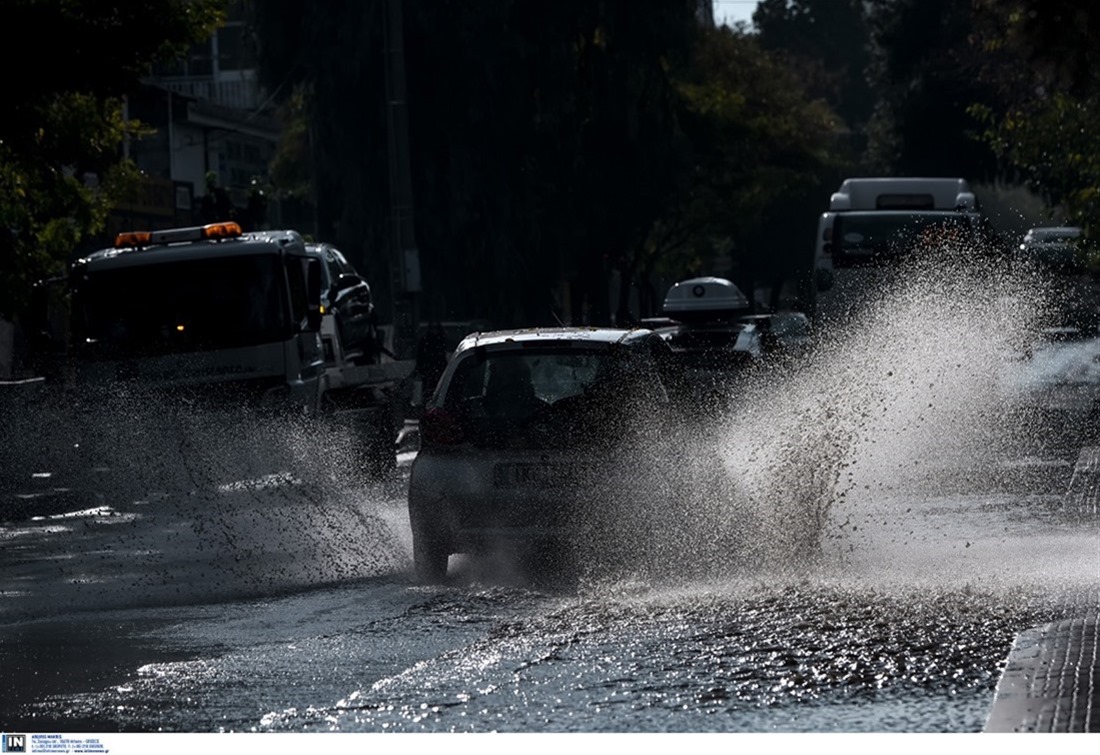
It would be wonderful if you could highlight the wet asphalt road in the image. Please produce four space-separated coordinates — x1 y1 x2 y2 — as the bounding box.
1 285 1099 732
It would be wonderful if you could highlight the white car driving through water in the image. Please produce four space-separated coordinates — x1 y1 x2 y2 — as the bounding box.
406 326 729 583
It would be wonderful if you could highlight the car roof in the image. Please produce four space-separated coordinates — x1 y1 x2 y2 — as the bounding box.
657 322 761 355
739 311 808 321
638 316 680 328
1024 226 1081 239
305 241 346 257
454 326 658 354
655 321 758 338
830 177 975 211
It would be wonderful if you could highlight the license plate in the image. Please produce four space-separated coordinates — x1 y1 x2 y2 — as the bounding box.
493 462 577 489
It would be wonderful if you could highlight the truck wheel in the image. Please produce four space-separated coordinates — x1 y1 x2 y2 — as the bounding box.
412 527 449 583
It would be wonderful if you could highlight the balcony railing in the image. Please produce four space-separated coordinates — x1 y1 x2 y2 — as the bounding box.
153 71 266 112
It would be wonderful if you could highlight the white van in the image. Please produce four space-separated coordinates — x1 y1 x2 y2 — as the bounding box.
814 177 979 290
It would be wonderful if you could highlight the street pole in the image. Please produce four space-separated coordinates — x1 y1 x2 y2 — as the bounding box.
383 0 421 360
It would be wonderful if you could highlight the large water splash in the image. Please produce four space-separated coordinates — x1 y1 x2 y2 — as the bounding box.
708 251 1073 577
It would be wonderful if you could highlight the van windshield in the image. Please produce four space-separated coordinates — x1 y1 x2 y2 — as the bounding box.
75 254 289 359
832 212 977 267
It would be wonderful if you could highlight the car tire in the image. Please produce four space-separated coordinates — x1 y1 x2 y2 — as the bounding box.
411 526 449 583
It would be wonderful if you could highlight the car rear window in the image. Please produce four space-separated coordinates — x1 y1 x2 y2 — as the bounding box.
451 351 611 409
443 346 665 448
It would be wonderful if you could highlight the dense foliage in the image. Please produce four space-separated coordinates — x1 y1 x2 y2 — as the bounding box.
969 0 1100 234
0 0 224 321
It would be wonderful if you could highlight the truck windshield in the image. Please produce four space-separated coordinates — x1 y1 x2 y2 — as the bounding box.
75 254 288 359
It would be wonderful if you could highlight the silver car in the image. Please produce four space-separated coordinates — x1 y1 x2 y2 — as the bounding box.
407 326 688 583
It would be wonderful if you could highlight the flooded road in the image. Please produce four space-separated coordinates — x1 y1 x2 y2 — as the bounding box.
0 495 1092 733
1 260 1098 733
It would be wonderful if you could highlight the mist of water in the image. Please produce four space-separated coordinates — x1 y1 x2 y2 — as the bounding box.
710 253 1100 594
589 248 1099 600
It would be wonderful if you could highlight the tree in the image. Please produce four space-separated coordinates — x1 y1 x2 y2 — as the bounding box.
638 25 844 315
249 0 395 317
250 0 700 328
248 3 858 326
753 0 874 136
862 0 997 180
969 0 1100 235
0 0 225 322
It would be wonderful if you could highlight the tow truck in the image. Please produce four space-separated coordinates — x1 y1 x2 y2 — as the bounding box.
32 221 414 478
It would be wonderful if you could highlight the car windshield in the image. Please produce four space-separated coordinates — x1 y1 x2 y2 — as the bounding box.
75 254 289 359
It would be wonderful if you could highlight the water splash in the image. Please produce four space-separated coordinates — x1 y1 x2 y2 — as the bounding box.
705 250 1083 580
1 386 411 615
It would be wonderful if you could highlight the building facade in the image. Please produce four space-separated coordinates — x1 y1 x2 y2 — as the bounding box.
112 3 279 237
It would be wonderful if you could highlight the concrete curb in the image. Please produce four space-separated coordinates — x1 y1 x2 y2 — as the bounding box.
985 615 1099 732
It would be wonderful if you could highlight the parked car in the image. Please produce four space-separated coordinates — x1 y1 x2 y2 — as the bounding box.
1017 226 1085 273
1021 226 1082 245
407 326 697 582
305 243 377 365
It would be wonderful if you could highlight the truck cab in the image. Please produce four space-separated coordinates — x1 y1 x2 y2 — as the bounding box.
61 222 325 411
33 221 411 478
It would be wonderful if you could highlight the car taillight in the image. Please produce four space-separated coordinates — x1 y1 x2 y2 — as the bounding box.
421 407 464 445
